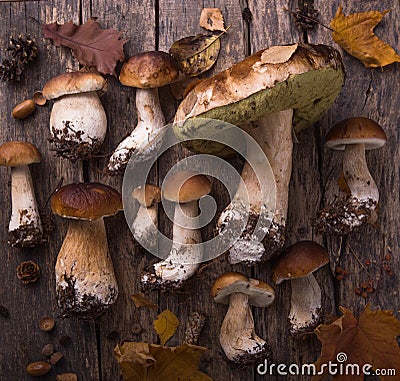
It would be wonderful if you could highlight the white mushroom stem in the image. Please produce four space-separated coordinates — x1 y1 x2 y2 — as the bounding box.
288 274 322 335
108 88 166 174
220 292 267 363
55 218 118 318
132 204 158 248
9 165 43 247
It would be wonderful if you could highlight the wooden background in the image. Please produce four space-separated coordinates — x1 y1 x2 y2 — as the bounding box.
0 0 399 380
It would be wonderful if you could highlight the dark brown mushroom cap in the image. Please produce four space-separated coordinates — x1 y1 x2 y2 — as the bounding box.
119 51 179 89
326 117 387 150
0 141 42 167
51 182 122 220
132 184 161 207
272 241 329 284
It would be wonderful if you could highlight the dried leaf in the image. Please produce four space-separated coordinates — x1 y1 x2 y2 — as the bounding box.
330 6 400 67
199 8 226 32
131 293 158 309
153 309 179 345
114 342 212 381
42 18 127 76
169 33 222 77
313 305 400 380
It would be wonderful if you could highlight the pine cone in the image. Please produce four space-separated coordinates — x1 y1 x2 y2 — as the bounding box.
16 260 40 284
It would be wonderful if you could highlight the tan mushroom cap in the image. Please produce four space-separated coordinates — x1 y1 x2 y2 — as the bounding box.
132 184 161 207
212 272 275 307
119 51 179 89
0 141 42 167
42 72 107 100
51 182 122 221
272 241 329 284
326 117 387 150
162 170 211 203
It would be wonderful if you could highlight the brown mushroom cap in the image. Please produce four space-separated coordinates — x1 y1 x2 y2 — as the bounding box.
119 51 179 89
326 117 387 150
51 182 122 220
162 170 212 203
132 184 161 207
42 72 107 100
272 241 329 284
212 272 275 307
0 141 42 167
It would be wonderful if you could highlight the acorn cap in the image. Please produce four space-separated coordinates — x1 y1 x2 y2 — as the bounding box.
42 72 107 100
212 272 275 307
119 51 179 89
325 117 387 150
0 141 42 167
51 182 122 220
272 241 329 284
132 184 161 207
162 170 211 203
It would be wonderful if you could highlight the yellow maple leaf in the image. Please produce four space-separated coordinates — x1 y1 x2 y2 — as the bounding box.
153 309 179 345
330 6 400 67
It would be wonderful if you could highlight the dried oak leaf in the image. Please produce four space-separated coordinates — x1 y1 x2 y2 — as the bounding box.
199 8 226 32
313 305 400 381
42 18 127 76
131 293 158 309
153 309 179 345
114 342 212 381
330 6 400 67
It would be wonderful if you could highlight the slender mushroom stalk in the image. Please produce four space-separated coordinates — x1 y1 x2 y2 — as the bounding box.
51 182 122 319
212 272 275 365
107 51 179 175
0 142 43 248
174 43 345 264
315 117 387 235
272 241 329 337
42 72 108 161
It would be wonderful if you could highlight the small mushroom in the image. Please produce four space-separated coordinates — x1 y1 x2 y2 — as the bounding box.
107 51 179 175
141 171 211 288
211 272 275 365
42 72 107 161
51 182 122 318
314 117 387 235
271 241 329 337
0 141 43 248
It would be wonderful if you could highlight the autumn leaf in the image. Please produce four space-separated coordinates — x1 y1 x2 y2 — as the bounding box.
153 309 179 345
42 18 127 76
313 305 400 380
131 293 158 309
330 6 400 68
114 342 212 381
199 8 226 32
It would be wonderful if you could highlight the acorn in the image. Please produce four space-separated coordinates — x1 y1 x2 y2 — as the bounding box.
26 361 52 376
12 99 36 119
41 343 55 357
39 316 55 332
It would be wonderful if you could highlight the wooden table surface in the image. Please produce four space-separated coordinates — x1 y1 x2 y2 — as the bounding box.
0 0 398 380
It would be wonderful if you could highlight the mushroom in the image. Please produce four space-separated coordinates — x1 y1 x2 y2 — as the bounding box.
131 184 161 249
42 71 107 161
51 182 122 318
271 241 329 337
0 141 43 248
211 272 275 364
107 51 179 175
174 43 345 264
314 117 387 235
141 171 211 288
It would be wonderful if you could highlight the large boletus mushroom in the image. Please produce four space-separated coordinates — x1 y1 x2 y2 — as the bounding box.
174 43 345 264
0 141 43 248
42 71 107 161
51 182 122 318
212 272 275 365
271 241 329 337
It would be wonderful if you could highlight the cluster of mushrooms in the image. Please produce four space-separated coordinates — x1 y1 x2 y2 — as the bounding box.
2 41 388 365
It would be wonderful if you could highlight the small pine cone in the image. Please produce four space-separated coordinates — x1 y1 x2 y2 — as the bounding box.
16 260 40 284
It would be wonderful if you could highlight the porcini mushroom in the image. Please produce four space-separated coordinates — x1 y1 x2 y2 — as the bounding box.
271 241 329 337
0 141 43 248
141 171 211 288
42 71 107 161
174 43 344 264
107 51 179 174
314 117 387 235
211 272 275 364
51 182 122 318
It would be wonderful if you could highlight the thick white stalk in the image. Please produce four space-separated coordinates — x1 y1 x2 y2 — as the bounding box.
132 204 158 248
